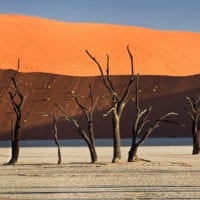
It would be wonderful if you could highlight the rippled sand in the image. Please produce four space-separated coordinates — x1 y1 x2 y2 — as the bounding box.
0 139 200 199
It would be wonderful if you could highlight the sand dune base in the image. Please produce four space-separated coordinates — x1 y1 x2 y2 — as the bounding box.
0 139 200 199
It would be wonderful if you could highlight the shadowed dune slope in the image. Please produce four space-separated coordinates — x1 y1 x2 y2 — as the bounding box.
0 15 200 140
0 70 199 140
0 14 200 76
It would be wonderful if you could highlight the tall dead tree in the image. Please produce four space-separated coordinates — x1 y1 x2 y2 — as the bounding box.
86 46 134 163
55 85 97 163
42 114 62 164
186 95 200 154
8 59 26 165
128 75 179 162
52 116 62 164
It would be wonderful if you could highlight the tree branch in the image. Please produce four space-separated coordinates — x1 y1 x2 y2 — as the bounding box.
106 54 115 91
119 46 135 104
186 97 196 113
54 103 76 123
137 112 179 146
88 84 94 119
85 50 114 94
127 45 134 78
103 106 114 117
55 104 92 146
71 90 89 121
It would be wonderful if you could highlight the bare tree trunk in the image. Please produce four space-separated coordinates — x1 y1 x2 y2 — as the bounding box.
77 127 97 163
56 96 98 164
9 120 21 165
57 144 62 165
128 75 179 162
128 144 138 162
186 96 200 155
88 143 98 163
112 111 121 162
53 117 62 164
86 46 134 163
88 121 98 163
41 114 62 164
128 131 137 162
8 59 26 165
192 122 200 154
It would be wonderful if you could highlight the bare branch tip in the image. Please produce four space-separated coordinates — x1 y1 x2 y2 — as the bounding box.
171 112 179 116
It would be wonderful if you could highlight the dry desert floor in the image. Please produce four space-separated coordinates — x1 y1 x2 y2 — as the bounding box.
0 138 200 200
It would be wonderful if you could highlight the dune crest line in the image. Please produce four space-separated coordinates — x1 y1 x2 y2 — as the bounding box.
0 14 199 76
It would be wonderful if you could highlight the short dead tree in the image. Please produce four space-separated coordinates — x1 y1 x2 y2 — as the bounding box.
42 114 62 164
86 46 134 163
186 95 200 154
128 75 179 162
55 85 98 163
8 59 27 165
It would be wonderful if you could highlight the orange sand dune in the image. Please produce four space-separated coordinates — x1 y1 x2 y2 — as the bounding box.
0 14 200 76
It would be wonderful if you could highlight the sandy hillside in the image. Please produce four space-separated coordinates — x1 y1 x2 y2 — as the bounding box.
0 14 200 76
0 71 199 140
0 15 199 140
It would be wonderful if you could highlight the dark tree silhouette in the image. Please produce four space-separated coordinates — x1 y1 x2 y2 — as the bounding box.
86 46 134 163
186 95 200 154
8 59 26 165
55 85 98 163
42 114 62 164
128 75 179 162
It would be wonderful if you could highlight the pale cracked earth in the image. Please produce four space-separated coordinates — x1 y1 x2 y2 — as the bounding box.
0 139 200 200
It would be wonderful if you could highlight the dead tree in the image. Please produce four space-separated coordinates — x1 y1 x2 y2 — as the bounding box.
128 75 179 162
8 59 26 165
55 85 97 163
86 46 134 163
42 114 62 164
186 95 200 154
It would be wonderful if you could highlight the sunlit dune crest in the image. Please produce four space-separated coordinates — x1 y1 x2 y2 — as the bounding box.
0 14 200 76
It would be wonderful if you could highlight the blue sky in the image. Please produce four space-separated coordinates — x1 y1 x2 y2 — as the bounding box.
0 0 199 32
